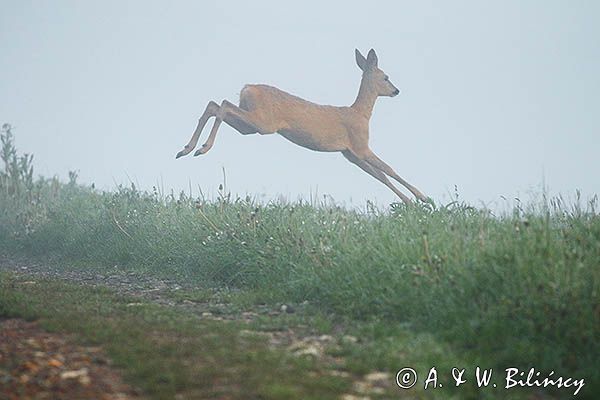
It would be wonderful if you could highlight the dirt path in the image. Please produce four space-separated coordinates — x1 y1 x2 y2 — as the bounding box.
0 318 142 400
0 257 184 306
0 257 396 400
1 258 150 399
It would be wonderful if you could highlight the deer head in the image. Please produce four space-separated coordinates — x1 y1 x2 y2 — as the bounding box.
355 48 400 97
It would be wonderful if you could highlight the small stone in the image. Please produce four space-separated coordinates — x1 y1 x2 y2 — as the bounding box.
280 304 295 313
364 371 390 383
353 381 372 394
340 395 370 400
48 358 63 368
341 335 358 344
318 334 334 342
328 370 350 377
60 368 89 380
294 345 320 357
241 311 258 318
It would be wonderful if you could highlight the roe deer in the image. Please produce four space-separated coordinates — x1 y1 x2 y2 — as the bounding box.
176 49 427 203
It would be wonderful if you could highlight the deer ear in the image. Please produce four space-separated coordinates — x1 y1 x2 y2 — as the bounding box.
355 49 367 71
367 49 378 68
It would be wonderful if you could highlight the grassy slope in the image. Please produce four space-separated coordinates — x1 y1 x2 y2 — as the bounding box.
1 128 599 398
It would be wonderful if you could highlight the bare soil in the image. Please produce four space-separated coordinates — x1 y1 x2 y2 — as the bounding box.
0 318 142 400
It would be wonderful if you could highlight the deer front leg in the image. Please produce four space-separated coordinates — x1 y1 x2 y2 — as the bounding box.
176 101 220 158
342 151 411 203
194 100 262 156
362 149 428 202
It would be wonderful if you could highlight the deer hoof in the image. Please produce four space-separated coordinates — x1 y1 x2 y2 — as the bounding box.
418 196 434 209
194 145 211 156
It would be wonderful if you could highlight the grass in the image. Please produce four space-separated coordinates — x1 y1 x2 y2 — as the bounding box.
0 272 354 399
0 270 537 399
1 123 599 398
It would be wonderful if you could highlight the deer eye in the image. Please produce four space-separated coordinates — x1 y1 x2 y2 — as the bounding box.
384 76 389 81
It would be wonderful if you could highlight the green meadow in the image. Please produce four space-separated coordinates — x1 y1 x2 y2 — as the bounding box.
1 124 598 399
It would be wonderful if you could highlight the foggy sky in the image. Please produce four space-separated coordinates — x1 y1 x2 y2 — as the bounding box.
2 1 599 208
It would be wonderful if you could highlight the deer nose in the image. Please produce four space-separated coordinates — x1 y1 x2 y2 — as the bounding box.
393 88 400 96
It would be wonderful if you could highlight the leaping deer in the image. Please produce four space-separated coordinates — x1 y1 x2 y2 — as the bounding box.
176 49 427 203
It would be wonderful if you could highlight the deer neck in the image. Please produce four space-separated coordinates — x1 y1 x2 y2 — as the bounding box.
351 76 378 119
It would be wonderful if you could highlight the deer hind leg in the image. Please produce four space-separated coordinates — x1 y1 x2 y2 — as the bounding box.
342 151 411 204
176 101 220 158
362 149 427 202
194 100 264 156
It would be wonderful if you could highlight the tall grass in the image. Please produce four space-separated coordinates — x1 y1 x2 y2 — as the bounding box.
1 125 599 396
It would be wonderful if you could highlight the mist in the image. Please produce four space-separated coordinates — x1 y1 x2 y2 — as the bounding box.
2 1 599 208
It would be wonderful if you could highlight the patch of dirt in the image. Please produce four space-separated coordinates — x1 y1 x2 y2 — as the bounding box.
0 257 298 323
0 257 399 399
0 318 142 400
0 257 183 306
